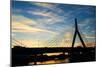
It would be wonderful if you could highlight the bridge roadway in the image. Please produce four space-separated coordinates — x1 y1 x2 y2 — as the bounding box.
12 47 95 55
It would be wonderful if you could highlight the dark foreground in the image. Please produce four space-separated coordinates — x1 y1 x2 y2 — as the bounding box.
12 47 96 66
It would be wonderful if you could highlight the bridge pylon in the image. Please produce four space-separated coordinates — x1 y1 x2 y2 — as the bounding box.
72 18 86 48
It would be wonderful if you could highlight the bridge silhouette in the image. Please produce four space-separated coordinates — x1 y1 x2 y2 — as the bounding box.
12 18 96 66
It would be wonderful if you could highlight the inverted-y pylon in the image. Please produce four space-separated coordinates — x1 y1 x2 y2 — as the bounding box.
72 18 86 48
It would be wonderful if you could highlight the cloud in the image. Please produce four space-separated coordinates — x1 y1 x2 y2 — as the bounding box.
12 21 57 35
79 18 95 27
12 14 58 35
85 35 95 39
31 2 57 9
27 9 65 25
12 15 37 25
28 2 73 25
31 2 71 17
78 18 96 37
13 2 76 26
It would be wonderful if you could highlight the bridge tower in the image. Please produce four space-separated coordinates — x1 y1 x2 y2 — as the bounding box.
72 18 86 48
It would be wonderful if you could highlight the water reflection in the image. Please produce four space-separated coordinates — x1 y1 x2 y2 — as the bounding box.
28 52 69 65
29 58 69 65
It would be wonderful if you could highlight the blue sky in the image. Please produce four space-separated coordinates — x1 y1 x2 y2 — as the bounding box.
12 1 96 47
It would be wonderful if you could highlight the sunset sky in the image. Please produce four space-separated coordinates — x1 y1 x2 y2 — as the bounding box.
12 1 96 48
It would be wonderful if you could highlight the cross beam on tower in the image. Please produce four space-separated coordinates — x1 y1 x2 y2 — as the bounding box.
72 18 86 48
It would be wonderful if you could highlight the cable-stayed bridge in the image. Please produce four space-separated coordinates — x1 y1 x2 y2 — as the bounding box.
12 18 96 66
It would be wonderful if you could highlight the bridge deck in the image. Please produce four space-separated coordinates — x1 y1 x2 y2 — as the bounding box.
12 47 95 54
